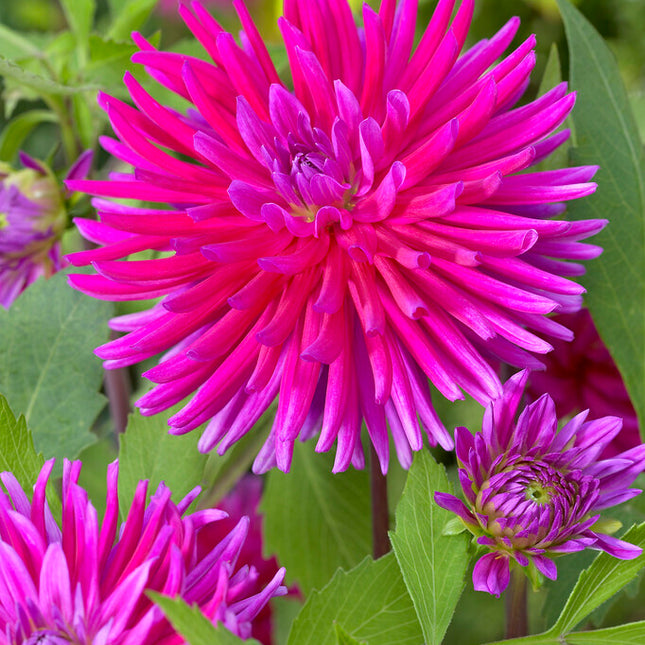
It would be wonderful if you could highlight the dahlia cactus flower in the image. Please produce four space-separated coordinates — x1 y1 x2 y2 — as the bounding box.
68 0 603 473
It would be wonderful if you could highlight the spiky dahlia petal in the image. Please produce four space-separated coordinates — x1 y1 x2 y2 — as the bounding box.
69 0 605 472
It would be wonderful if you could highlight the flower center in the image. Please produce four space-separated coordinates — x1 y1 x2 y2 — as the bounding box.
292 151 326 177
524 480 553 505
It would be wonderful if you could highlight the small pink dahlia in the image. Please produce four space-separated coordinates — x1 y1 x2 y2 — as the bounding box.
0 460 286 644
68 0 604 473
527 309 640 456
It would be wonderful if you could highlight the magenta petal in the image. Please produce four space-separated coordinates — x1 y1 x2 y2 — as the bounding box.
592 533 643 560
434 492 476 525
472 552 511 597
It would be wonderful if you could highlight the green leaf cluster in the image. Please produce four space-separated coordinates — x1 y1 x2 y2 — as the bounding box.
261 440 372 594
486 524 645 645
0 270 112 463
0 0 160 165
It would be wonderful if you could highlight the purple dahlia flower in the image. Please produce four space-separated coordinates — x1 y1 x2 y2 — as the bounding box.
0 459 286 644
67 0 604 474
435 370 645 597
0 151 92 309
527 309 641 456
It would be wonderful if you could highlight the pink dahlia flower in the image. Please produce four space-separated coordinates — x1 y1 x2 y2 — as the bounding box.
68 0 604 473
435 370 645 597
527 309 640 455
0 151 92 308
0 459 286 643
197 476 298 645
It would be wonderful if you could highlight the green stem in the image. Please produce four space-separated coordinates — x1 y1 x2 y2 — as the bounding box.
46 96 80 165
505 568 529 639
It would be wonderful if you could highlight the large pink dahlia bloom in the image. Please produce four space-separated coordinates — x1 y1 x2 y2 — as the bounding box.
68 0 604 473
0 460 286 644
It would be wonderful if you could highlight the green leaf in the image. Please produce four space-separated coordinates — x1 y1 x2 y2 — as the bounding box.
484 634 560 645
556 0 645 432
0 271 111 461
0 110 57 163
540 550 595 630
0 55 97 96
118 407 208 517
0 24 48 61
261 440 371 595
334 622 367 645
0 394 45 493
0 56 100 95
150 593 261 645
58 0 95 49
551 523 645 634
567 621 645 644
390 451 470 645
84 35 138 96
287 553 423 645
108 0 158 42
72 92 97 151
0 394 61 518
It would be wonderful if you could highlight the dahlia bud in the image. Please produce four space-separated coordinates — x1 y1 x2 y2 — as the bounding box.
0 150 92 308
435 369 645 597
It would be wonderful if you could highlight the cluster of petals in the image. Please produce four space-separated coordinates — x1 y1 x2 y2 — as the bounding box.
435 370 645 597
528 308 640 456
0 151 92 308
68 0 604 473
197 475 298 644
0 459 286 644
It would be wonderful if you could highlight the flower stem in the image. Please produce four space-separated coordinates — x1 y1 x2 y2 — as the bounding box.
370 444 390 559
505 568 528 639
104 332 132 434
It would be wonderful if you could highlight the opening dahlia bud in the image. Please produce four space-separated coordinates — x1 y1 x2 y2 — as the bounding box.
435 369 645 597
0 150 92 308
